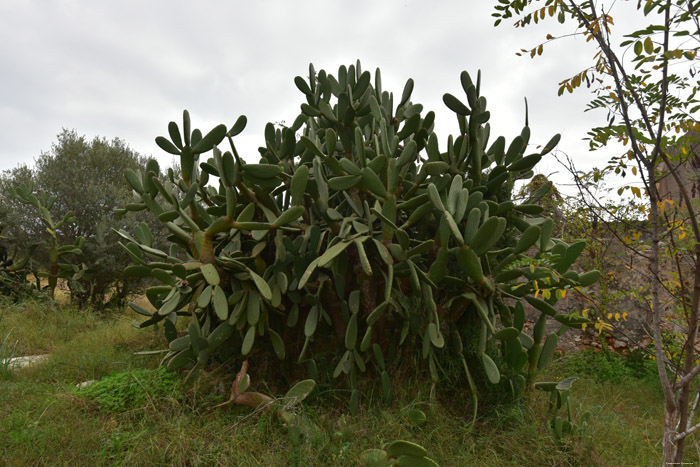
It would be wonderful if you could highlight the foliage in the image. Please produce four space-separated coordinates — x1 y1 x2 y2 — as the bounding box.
0 239 36 300
535 377 591 443
0 296 671 466
76 367 181 412
0 130 159 307
0 314 18 380
561 347 656 384
118 62 599 419
10 181 85 299
0 171 40 299
493 0 700 462
361 439 438 466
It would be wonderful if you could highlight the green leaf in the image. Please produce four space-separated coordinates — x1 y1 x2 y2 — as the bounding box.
386 440 428 458
213 285 229 320
634 40 643 55
525 295 556 317
124 169 144 193
291 165 309 206
247 268 272 301
228 115 247 136
246 291 260 325
444 211 465 246
197 285 213 308
399 78 415 107
191 124 227 154
241 326 256 355
494 327 520 341
158 290 181 316
540 134 560 155
470 217 507 256
200 263 220 286
284 379 316 404
427 183 445 211
305 305 319 337
273 205 305 228
269 329 285 360
538 333 558 369
318 240 352 268
481 353 500 384
428 322 445 348
298 258 320 290
328 174 362 191
155 136 181 155
129 302 152 317
443 93 471 115
345 314 358 350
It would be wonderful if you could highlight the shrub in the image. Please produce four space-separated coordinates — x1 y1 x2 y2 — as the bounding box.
0 131 162 307
561 348 656 384
118 62 598 416
76 367 181 412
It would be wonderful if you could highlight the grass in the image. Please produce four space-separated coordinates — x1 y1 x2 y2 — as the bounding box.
0 316 19 378
0 298 675 466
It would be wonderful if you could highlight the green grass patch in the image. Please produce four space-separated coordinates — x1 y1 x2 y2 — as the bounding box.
76 367 182 412
0 301 676 465
558 347 658 384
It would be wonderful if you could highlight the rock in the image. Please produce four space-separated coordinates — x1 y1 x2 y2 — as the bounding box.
76 380 96 389
1 354 48 369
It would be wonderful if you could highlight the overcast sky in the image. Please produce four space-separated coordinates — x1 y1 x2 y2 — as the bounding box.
0 1 635 193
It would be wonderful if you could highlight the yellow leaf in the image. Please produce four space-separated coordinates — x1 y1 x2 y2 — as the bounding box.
607 313 613 319
615 313 620 321
631 186 641 198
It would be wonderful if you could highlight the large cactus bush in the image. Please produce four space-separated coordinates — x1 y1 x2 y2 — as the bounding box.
118 62 598 415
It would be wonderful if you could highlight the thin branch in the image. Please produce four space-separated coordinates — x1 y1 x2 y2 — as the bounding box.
688 390 700 432
674 418 700 442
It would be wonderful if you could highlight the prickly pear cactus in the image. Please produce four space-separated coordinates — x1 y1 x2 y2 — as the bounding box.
118 62 598 412
11 182 85 298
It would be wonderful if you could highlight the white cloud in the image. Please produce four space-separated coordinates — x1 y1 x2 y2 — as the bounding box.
0 0 631 195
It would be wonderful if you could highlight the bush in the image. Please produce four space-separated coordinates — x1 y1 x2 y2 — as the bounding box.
561 348 656 384
119 62 598 416
76 367 181 412
0 131 163 307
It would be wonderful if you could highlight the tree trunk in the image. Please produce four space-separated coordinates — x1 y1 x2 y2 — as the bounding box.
649 165 679 463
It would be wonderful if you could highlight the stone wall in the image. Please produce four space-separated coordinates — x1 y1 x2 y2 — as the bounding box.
522 233 683 353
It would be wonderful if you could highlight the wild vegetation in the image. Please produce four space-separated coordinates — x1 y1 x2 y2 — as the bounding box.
0 130 159 307
115 64 603 439
493 0 700 461
2 2 699 457
0 298 670 465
